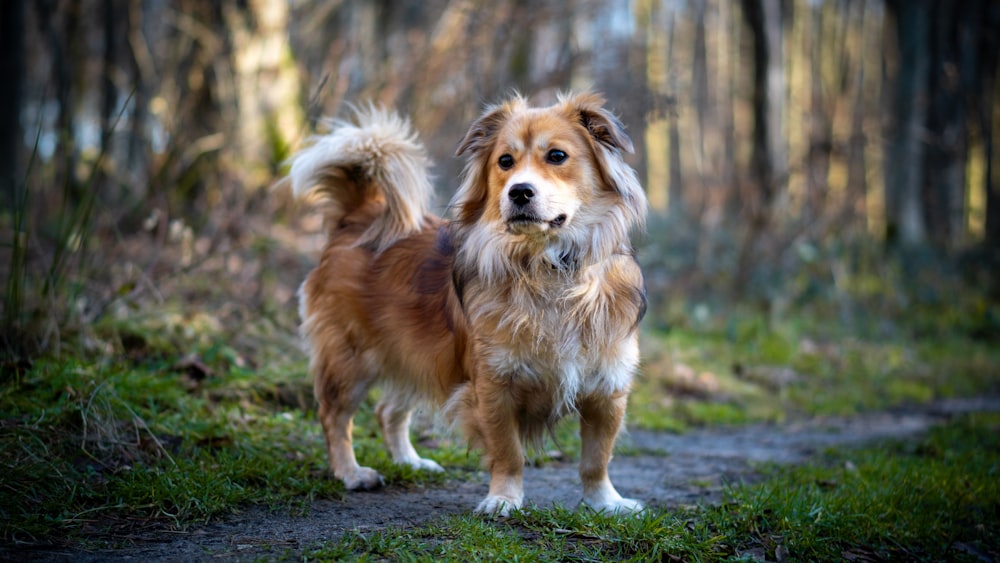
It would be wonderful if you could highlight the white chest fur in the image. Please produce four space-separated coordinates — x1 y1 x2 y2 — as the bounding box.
469 268 640 414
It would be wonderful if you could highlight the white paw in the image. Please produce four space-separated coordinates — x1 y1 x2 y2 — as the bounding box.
339 466 385 490
583 495 645 515
601 496 645 515
474 494 522 517
404 457 444 472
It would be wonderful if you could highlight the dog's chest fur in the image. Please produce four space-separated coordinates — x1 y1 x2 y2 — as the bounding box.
462 260 640 412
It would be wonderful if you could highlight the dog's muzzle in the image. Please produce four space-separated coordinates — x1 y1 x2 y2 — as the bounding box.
506 183 567 229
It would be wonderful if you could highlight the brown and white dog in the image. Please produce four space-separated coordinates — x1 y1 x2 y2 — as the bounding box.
289 92 648 516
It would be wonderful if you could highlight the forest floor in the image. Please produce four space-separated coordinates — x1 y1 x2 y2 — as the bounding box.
7 396 998 562
5 211 1000 560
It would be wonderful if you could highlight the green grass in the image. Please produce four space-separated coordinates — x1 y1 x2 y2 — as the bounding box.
304 412 1000 561
630 308 1000 430
1 301 998 553
0 359 468 544
708 412 1000 561
301 508 720 562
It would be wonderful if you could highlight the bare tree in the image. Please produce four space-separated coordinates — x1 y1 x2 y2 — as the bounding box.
736 0 788 293
884 0 931 250
985 20 1000 251
741 0 787 211
0 1 25 209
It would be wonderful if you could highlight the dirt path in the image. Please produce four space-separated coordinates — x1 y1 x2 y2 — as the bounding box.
9 397 999 562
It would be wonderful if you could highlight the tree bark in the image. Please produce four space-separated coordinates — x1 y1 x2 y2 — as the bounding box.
736 0 787 294
805 2 832 224
884 0 931 250
666 10 683 218
846 0 869 224
982 5 1000 250
921 1 974 251
740 0 786 214
0 1 25 210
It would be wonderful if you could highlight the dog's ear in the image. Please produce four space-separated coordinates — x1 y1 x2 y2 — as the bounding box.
562 92 634 155
562 92 648 238
451 96 525 225
455 108 503 158
455 96 525 157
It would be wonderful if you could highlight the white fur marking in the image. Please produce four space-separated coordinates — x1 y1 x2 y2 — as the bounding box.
582 479 645 515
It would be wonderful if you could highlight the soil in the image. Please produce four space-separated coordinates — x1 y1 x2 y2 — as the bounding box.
6 397 998 562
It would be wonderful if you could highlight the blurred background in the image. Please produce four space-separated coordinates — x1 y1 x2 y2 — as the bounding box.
2 0 999 365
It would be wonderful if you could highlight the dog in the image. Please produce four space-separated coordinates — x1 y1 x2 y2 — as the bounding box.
289 92 648 516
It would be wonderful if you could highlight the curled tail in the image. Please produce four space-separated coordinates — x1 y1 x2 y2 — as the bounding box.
289 107 433 253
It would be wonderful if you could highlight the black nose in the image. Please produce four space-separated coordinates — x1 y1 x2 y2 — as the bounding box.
508 183 535 206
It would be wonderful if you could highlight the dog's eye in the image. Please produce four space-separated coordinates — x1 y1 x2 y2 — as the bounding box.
498 154 515 170
546 149 568 164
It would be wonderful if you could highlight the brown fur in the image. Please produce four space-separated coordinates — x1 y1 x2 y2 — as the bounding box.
290 93 648 515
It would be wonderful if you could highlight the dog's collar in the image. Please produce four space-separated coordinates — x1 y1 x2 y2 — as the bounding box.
546 244 637 272
553 245 638 272
549 249 579 272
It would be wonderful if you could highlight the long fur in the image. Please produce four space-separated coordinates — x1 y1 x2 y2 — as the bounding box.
289 107 434 253
291 93 648 515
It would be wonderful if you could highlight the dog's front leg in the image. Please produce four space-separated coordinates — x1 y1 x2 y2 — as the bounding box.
578 391 644 514
472 375 525 517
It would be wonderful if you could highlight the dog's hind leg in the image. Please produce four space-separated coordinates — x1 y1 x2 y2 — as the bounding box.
314 349 383 490
376 388 444 472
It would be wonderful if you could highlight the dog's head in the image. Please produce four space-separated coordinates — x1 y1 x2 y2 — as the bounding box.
451 92 647 274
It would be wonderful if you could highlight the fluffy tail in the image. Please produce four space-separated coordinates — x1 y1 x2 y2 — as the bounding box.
288 107 433 253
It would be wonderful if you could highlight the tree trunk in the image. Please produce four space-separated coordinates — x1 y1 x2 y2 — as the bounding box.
666 10 683 218
987 90 1000 247
845 0 869 225
921 1 975 251
982 5 1000 251
722 0 740 221
736 0 787 294
884 0 931 250
0 1 25 210
805 2 831 224
740 0 786 214
691 0 709 177
127 0 152 197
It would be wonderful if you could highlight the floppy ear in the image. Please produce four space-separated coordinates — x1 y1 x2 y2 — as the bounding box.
450 96 525 225
561 92 647 235
561 92 635 155
455 95 525 157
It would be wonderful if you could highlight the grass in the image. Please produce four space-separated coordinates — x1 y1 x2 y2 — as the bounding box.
0 289 998 554
301 507 722 561
1 306 997 556
706 412 1000 561
3 93 133 361
0 358 472 545
629 307 1000 431
303 412 1000 561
